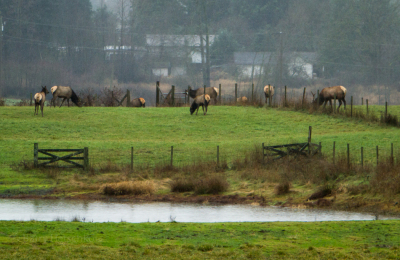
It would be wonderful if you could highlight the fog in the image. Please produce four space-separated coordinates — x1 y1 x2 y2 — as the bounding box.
1 0 400 105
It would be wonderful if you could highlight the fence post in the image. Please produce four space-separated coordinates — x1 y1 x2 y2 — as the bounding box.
361 147 363 169
111 91 114 107
302 87 306 108
251 83 254 103
284 86 287 107
156 81 160 107
235 83 238 103
34 143 38 168
347 143 350 169
385 101 388 120
131 147 134 172
262 142 265 161
308 127 312 155
171 146 174 167
333 141 336 165
361 97 363 106
126 89 131 107
366 99 369 114
217 145 219 166
376 145 379 166
351 96 353 117
268 85 271 107
333 93 336 113
316 89 320 109
219 84 222 104
391 143 394 165
84 147 89 171
171 85 175 106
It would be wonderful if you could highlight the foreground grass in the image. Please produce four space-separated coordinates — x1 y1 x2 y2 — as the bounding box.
1 220 399 259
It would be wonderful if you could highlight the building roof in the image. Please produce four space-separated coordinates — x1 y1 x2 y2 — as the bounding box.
146 35 216 47
234 52 317 65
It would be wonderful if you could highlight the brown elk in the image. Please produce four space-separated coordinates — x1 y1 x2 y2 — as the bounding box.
312 86 347 111
190 94 211 115
264 85 274 103
131 98 145 107
185 87 218 104
34 86 49 117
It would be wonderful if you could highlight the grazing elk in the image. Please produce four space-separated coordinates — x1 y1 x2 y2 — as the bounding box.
264 85 274 103
34 86 49 117
131 98 145 107
190 94 211 115
51 86 81 108
312 86 347 111
186 87 218 104
237 96 248 103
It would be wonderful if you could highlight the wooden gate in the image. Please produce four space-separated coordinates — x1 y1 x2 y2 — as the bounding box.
34 143 89 170
263 142 321 161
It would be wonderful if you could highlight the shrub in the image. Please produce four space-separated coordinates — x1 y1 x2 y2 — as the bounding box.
100 181 155 196
274 181 291 195
195 175 229 194
170 178 196 192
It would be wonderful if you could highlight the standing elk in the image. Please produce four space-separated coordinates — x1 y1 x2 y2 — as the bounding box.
186 87 218 104
190 94 211 115
34 86 49 117
51 86 82 108
312 86 347 111
264 85 274 103
237 96 248 103
131 98 145 107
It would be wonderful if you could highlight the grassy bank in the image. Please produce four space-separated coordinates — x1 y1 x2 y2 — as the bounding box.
1 220 399 259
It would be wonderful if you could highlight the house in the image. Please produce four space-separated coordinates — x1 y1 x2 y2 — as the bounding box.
234 52 317 79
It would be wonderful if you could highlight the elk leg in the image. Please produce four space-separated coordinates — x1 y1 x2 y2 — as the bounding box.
60 98 66 108
67 99 70 107
204 104 208 115
338 100 342 111
329 99 333 110
323 100 327 109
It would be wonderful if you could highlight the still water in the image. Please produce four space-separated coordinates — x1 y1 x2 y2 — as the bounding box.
0 199 396 223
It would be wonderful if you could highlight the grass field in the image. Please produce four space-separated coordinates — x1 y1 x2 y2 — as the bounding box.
1 105 399 167
0 220 399 259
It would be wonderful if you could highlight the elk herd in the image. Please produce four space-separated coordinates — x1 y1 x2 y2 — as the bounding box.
33 84 347 117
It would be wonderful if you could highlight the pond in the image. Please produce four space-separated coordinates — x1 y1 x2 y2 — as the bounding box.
0 199 396 223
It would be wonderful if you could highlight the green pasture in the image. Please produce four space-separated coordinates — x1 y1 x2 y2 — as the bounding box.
0 105 399 167
0 220 399 259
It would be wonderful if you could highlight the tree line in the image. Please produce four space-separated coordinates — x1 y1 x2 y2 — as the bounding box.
1 0 400 97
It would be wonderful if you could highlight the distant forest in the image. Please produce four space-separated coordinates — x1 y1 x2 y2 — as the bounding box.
1 0 400 97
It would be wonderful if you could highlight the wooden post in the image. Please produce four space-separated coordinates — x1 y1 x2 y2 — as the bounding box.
361 147 363 169
333 93 336 113
366 99 369 114
126 89 131 107
361 97 363 106
262 142 265 161
308 126 312 155
156 81 160 107
251 83 254 103
84 147 89 171
333 141 336 164
284 86 287 107
111 91 114 107
391 143 394 165
187 86 190 105
385 101 388 120
217 145 219 166
351 96 353 117
34 143 38 168
219 84 222 104
131 147 134 172
268 85 272 107
302 87 306 108
347 143 350 168
316 89 320 109
376 146 379 166
171 146 174 167
235 83 238 103
171 85 175 106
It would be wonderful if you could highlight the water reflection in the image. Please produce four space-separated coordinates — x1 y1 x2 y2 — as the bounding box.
0 199 397 223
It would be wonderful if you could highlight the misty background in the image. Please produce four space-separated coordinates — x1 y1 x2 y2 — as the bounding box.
1 0 400 105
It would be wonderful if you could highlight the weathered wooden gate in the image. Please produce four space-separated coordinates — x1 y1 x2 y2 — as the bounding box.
34 143 89 170
156 82 188 106
263 142 321 161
